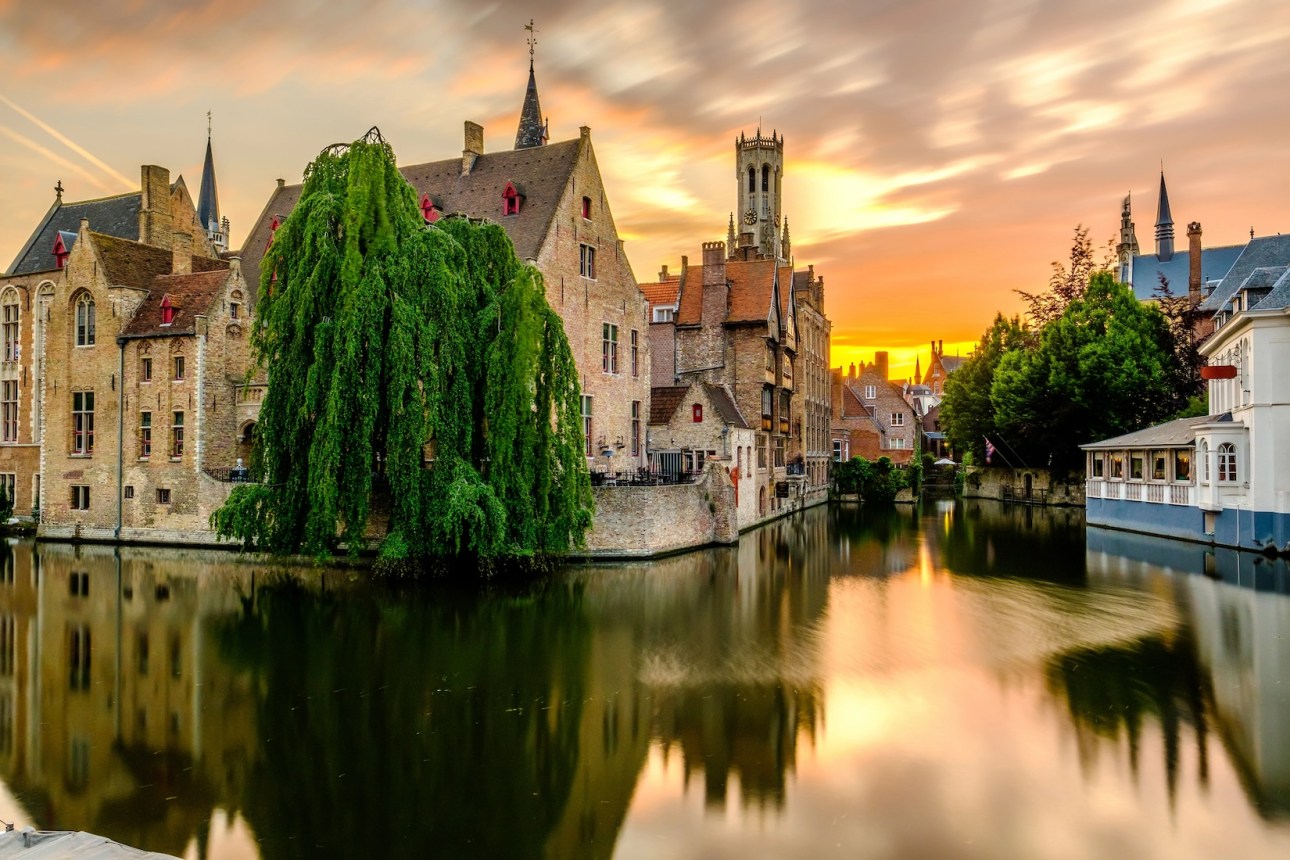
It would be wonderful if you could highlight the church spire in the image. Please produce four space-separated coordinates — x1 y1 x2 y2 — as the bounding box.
780 217 791 261
727 212 736 253
1155 170 1174 261
197 112 227 252
514 20 548 150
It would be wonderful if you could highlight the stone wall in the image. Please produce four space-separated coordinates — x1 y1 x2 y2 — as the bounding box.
581 462 738 557
963 466 1086 506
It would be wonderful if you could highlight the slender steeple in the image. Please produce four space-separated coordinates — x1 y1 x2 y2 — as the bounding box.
1155 170 1174 261
514 20 548 150
198 112 219 233
780 217 791 261
915 355 922 384
727 213 737 253
1117 192 1139 285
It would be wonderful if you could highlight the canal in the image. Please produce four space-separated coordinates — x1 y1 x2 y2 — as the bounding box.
0 500 1287 859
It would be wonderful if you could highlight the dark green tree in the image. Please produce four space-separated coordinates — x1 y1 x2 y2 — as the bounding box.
939 313 1031 464
212 130 592 560
1015 224 1115 326
991 272 1186 473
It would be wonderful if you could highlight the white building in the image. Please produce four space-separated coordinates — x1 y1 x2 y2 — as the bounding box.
1084 236 1290 552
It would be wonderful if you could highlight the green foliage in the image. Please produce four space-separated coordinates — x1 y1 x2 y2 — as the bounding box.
212 130 592 561
1015 224 1115 326
939 313 1031 465
0 483 11 523
991 272 1186 473
832 456 912 504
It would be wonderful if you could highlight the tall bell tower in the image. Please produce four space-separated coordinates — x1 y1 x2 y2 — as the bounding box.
735 128 784 259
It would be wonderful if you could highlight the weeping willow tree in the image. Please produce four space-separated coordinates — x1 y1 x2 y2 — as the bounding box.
212 129 592 561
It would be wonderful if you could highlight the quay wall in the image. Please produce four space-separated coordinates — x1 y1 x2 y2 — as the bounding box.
581 463 738 558
963 466 1085 506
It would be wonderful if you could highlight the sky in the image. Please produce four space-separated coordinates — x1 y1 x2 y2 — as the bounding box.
2 0 1288 381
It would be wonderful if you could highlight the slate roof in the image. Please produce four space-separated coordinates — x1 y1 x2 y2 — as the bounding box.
238 138 584 293
642 275 680 314
1080 414 1227 450
7 192 142 275
514 63 547 149
1200 235 1290 311
1131 245 1243 301
703 383 750 429
939 356 966 374
649 385 688 424
122 269 230 337
1252 267 1290 311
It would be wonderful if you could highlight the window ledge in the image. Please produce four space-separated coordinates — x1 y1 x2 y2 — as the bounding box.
69 453 92 459
169 457 183 462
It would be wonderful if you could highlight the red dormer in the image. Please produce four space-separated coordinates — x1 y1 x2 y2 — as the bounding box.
420 193 441 223
160 295 176 326
502 181 525 216
52 233 71 269
266 216 281 249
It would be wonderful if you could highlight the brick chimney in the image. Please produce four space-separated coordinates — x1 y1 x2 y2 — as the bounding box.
659 264 669 281
701 241 728 328
138 165 173 248
462 121 483 176
171 232 192 274
1188 222 1203 304
875 351 890 381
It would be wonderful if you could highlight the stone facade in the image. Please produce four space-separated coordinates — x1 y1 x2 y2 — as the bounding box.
792 266 831 497
580 462 738 557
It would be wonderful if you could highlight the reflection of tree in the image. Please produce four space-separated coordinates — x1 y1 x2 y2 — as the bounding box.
1045 632 1211 809
219 579 593 859
942 500 1087 583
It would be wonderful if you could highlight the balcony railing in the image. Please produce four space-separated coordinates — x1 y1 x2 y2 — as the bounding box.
1086 479 1192 507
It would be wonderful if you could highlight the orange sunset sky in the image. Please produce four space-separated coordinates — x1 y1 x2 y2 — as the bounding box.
2 0 1288 382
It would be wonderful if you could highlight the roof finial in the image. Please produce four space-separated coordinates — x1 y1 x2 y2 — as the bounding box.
207 109 212 140
525 18 538 67
54 180 64 200
1251 226 1255 240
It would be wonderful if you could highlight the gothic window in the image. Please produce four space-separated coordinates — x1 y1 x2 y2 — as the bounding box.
1 291 18 362
74 293 95 346
762 164 770 193
1217 443 1237 483
747 166 755 194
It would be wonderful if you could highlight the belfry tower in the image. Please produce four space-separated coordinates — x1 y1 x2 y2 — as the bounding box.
735 128 784 259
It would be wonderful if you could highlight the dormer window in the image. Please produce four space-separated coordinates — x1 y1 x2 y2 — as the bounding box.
52 233 71 269
160 296 175 326
266 216 280 249
502 181 524 216
420 193 441 223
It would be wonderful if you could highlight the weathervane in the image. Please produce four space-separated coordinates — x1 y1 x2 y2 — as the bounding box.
526 19 538 60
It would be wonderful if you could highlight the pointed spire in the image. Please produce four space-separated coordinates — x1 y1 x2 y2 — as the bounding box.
915 355 921 383
198 113 220 237
1155 170 1174 261
515 20 547 149
781 217 791 260
727 213 736 252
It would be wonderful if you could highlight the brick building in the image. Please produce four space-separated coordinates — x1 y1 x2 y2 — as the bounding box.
792 265 831 494
2 157 227 520
237 58 650 476
922 340 965 395
830 355 916 466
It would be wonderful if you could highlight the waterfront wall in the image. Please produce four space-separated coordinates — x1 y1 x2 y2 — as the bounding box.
963 466 1085 506
582 462 738 557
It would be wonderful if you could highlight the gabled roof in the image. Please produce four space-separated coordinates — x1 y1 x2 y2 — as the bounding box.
649 385 688 425
238 138 584 291
1201 235 1290 312
703 383 750 429
725 258 777 325
1131 245 1243 302
90 232 226 290
675 268 704 326
642 275 680 314
1251 267 1290 312
121 269 231 337
939 355 966 374
8 192 142 275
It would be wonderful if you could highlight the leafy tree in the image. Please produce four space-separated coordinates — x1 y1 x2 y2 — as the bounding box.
1152 274 1209 405
939 313 1031 465
212 130 592 561
991 272 1185 473
832 456 912 503
1015 225 1115 326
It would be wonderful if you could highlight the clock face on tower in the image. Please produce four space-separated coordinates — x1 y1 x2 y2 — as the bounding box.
744 208 757 225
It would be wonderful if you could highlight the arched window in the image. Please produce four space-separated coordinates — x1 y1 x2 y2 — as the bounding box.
747 166 755 194
1 289 19 363
1200 440 1209 483
1217 443 1237 483
74 293 95 347
762 164 770 193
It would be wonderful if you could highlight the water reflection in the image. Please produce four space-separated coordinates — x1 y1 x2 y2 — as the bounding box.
0 505 1283 858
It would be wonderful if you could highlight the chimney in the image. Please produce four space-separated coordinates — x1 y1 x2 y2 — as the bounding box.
938 339 943 355
172 232 192 275
875 351 889 381
580 126 591 140
659 264 669 281
276 178 285 189
848 362 856 379
1188 222 1203 304
462 121 484 175
701 242 728 327
930 339 936 357
138 165 173 248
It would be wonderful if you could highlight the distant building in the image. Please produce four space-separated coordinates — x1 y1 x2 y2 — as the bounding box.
830 355 916 466
921 339 963 396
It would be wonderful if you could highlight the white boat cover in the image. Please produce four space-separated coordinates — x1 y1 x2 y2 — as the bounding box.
0 830 179 860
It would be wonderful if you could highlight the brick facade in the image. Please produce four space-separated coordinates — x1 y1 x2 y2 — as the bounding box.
829 361 916 466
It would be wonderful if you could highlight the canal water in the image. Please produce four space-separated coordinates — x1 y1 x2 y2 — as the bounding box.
0 500 1287 859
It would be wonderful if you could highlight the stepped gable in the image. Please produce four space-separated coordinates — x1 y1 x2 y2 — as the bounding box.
724 258 777 324
122 270 230 338
238 139 583 292
1201 234 1290 312
702 383 749 429
8 191 142 275
90 232 226 288
649 385 689 424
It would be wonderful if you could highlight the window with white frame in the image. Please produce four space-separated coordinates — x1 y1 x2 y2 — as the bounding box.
171 411 184 459
139 411 152 459
581 396 593 457
630 330 639 377
72 391 93 454
74 293 95 346
653 307 674 323
832 440 843 462
891 438 906 449
1 382 16 442
890 412 905 427
1218 443 1237 483
864 384 876 400
1 295 17 362
602 323 618 373
579 244 596 279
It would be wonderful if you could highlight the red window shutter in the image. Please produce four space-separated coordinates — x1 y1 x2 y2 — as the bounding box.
692 404 703 423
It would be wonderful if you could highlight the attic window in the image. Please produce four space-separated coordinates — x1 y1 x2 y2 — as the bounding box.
692 404 703 423
420 193 440 223
266 216 280 249
502 181 524 216
581 196 592 220
160 296 175 326
53 234 71 269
